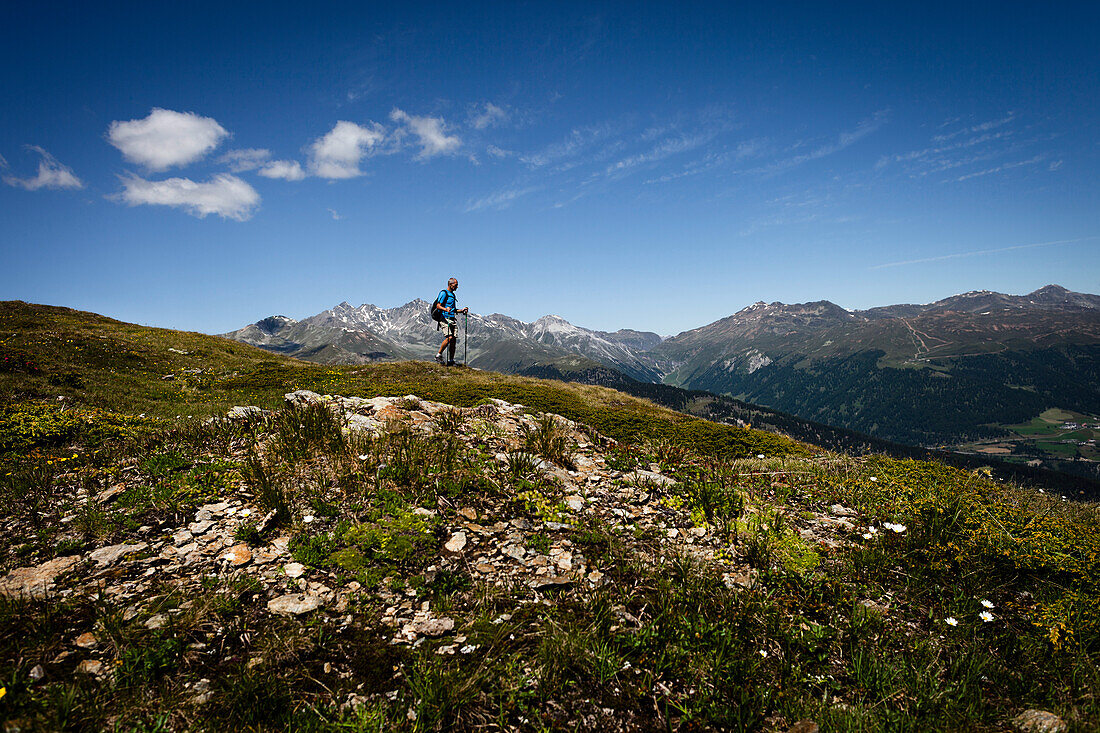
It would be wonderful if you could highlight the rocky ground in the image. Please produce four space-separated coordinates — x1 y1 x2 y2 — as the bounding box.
0 390 1080 732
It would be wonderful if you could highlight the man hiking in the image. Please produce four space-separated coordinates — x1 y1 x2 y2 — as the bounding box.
433 277 468 366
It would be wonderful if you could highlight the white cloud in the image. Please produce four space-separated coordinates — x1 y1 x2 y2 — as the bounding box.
115 173 259 221
327 208 342 220
308 120 385 179
469 102 508 130
107 108 229 171
259 160 306 181
486 145 513 158
2 146 83 190
220 148 271 172
390 108 460 159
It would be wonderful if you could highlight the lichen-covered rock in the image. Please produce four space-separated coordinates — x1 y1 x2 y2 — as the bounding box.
0 555 80 598
1012 710 1067 733
89 542 148 567
268 593 323 616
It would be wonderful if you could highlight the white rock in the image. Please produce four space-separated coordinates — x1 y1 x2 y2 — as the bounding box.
89 542 148 567
267 593 322 616
444 532 467 553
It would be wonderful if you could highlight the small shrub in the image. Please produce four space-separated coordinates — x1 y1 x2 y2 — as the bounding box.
525 414 572 467
140 450 189 477
290 532 340 567
681 463 744 538
434 408 466 434
115 632 183 688
526 531 551 554
234 520 263 546
271 402 346 461
242 449 288 524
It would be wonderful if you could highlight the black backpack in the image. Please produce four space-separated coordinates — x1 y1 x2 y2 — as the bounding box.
428 290 447 322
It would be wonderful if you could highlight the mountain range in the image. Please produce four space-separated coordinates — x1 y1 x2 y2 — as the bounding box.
225 285 1100 452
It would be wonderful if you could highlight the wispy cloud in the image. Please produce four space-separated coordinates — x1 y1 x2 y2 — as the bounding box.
108 108 229 171
644 138 767 184
951 154 1045 182
519 122 624 169
113 173 260 221
877 113 1055 184
468 102 509 130
308 120 386 179
463 186 539 212
390 108 460 159
869 236 1097 270
762 110 889 174
327 208 342 220
876 129 1016 173
606 133 712 176
2 146 83 190
220 148 271 172
932 113 1015 143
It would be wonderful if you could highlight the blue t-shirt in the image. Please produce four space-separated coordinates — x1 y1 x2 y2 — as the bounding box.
437 289 457 319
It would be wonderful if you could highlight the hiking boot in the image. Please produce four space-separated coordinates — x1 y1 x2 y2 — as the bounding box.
446 360 456 367
435 353 445 364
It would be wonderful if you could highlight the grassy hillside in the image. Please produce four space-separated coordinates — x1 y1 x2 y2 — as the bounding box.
0 300 795 459
2 300 1099 731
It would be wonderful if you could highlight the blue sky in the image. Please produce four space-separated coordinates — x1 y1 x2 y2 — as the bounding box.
2 1 1098 336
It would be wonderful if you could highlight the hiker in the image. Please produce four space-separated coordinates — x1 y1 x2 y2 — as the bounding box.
433 277 468 366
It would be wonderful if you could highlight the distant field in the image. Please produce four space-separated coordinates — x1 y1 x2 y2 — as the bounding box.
954 407 1100 467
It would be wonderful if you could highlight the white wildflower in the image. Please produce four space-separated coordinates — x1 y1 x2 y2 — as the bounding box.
869 476 878 482
758 649 768 657
945 617 958 626
980 599 994 609
979 611 994 623
303 514 315 524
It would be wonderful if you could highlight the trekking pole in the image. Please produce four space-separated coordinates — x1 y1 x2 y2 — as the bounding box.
463 312 468 366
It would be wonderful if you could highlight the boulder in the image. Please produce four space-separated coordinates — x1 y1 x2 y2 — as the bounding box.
0 555 80 598
284 390 323 408
227 405 266 419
